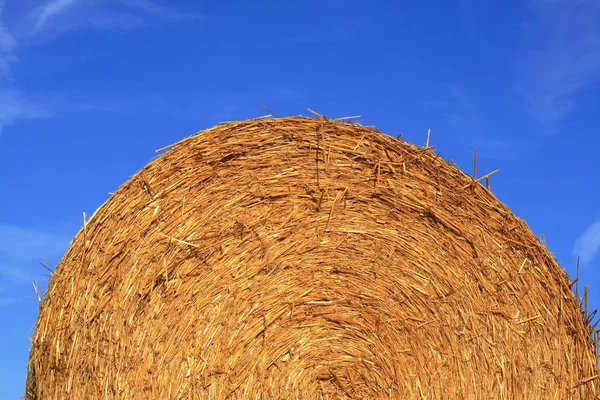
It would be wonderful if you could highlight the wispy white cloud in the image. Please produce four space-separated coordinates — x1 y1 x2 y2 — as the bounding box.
573 220 600 264
0 223 69 284
76 87 306 123
32 0 77 32
517 0 600 132
0 1 200 135
0 0 17 76
0 91 53 134
117 0 199 21
433 84 530 158
0 224 67 262
27 0 199 37
0 296 24 306
455 0 600 137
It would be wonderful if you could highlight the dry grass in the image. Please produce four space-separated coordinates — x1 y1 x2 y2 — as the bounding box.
26 116 599 399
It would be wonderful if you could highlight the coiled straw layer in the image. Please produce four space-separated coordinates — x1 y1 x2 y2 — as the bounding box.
27 116 599 399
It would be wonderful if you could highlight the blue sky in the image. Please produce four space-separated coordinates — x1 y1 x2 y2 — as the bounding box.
1 0 599 397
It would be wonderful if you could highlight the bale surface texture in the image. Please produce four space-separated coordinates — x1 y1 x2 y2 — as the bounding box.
27 117 599 399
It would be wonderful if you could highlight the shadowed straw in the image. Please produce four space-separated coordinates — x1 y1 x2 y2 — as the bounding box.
26 116 599 399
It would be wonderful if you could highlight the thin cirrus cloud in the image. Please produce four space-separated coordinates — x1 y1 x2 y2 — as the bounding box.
28 0 199 36
516 0 600 133
0 1 17 76
0 90 53 135
432 84 530 159
31 0 77 32
116 0 200 21
0 223 70 285
451 0 600 145
573 220 600 265
0 0 199 135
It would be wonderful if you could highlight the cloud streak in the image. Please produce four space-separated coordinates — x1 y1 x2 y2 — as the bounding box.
573 220 600 265
32 0 77 32
517 0 600 132
433 84 530 159
0 296 25 306
0 0 200 135
0 224 68 263
27 0 199 37
454 0 600 143
117 0 199 21
0 1 17 76
0 223 69 285
0 91 53 135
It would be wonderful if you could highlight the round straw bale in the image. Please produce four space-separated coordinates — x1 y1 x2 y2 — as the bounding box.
27 116 599 399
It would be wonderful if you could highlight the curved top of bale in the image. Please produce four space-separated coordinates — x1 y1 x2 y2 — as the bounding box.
27 116 599 399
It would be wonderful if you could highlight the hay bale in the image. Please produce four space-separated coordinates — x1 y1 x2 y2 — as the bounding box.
27 116 599 399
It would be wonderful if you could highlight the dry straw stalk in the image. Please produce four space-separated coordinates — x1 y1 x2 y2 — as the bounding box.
27 116 599 399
